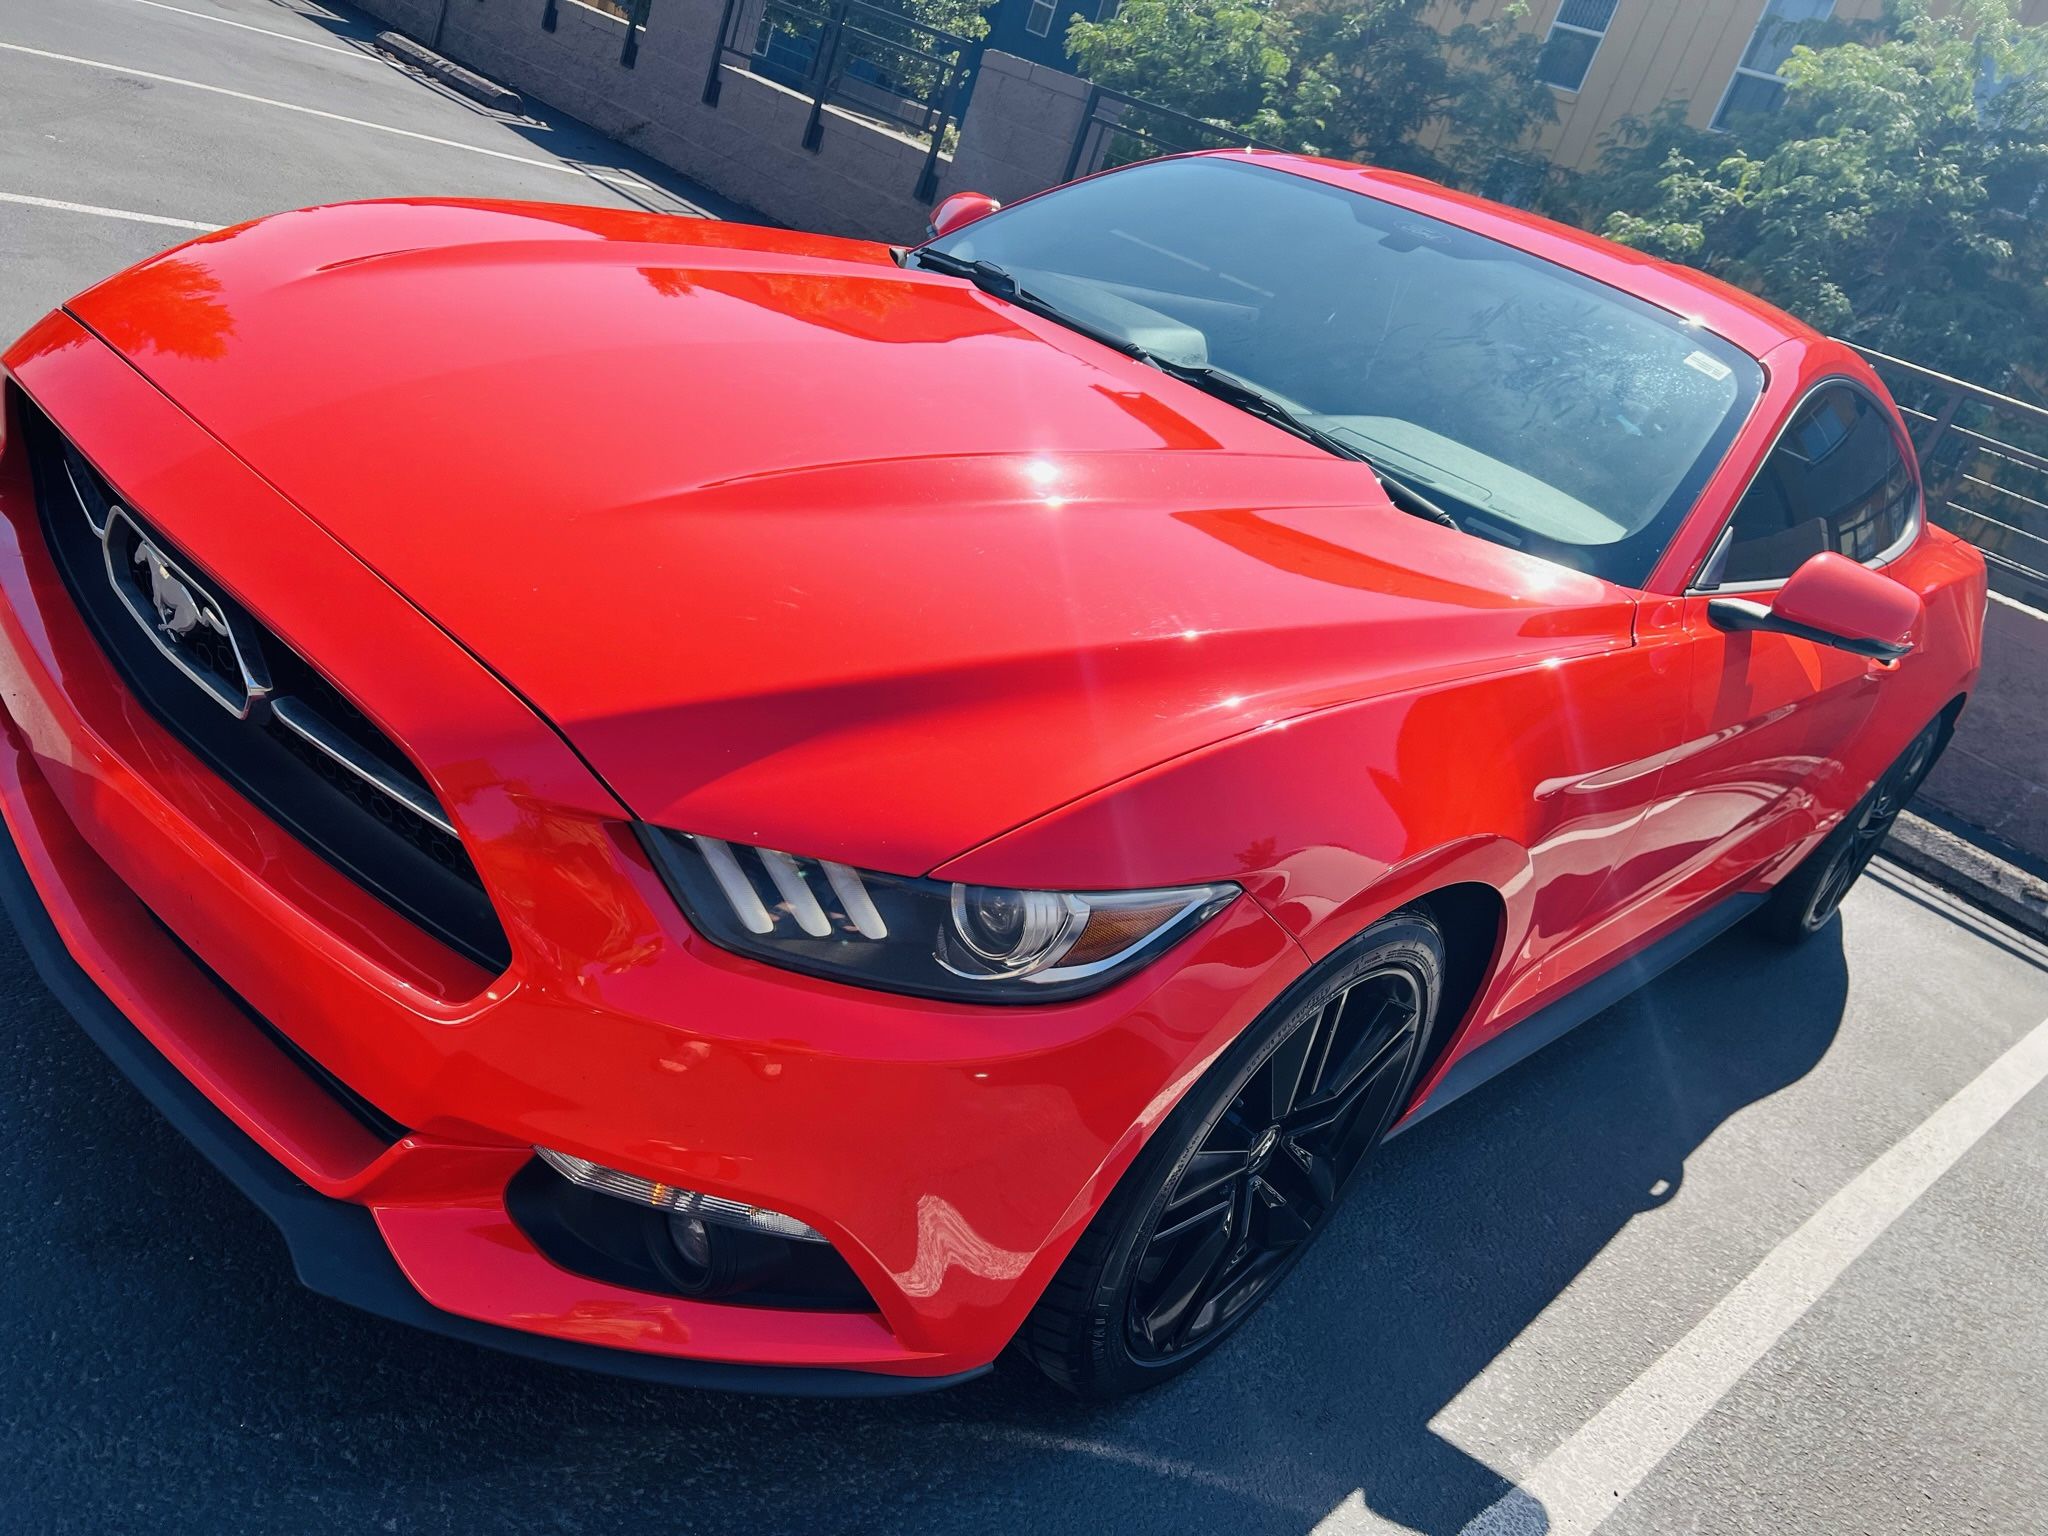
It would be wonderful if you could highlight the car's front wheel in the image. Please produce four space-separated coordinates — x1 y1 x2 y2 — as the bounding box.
1758 714 1947 944
1014 909 1445 1399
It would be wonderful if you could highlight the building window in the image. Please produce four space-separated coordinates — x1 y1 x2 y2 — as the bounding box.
1713 0 1835 129
1536 0 1620 93
1096 0 1121 18
1025 0 1057 37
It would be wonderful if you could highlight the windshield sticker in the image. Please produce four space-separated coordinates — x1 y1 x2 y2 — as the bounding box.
1685 350 1735 382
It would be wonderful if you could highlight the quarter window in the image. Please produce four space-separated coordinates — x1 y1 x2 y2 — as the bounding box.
1704 386 1917 588
1713 0 1835 129
1536 0 1620 92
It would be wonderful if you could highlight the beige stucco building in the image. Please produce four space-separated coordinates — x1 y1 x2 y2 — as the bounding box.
1425 0 2048 174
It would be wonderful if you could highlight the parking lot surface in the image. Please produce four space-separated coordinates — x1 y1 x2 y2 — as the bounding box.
4 4 2047 1533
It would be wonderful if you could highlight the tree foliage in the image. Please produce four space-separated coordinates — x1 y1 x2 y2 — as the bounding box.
1065 0 1554 185
904 0 993 40
1588 0 2048 394
1057 0 2048 393
1063 0 1290 133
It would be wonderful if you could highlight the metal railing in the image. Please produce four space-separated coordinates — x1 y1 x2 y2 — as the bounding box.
702 0 980 203
1062 86 1282 183
1853 346 2048 611
542 0 654 69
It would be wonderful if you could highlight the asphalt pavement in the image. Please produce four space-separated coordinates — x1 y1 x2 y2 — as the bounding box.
4 4 2047 1533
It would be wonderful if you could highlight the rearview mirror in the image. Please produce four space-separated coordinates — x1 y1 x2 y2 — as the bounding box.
1708 551 1920 663
927 191 1001 240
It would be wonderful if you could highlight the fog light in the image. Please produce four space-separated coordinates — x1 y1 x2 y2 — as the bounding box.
535 1148 826 1242
668 1213 713 1269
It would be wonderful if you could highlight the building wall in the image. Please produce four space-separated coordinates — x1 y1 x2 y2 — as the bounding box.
983 0 1108 73
1427 0 2048 175
1921 593 2048 860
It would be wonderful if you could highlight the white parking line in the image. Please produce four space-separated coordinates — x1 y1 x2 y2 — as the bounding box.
0 191 221 232
104 0 372 60
1420 1010 2048 1536
0 42 650 191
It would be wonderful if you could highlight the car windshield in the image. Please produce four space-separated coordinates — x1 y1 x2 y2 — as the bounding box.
924 157 1765 586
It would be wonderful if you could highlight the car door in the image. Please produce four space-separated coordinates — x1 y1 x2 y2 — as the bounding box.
1618 380 1925 914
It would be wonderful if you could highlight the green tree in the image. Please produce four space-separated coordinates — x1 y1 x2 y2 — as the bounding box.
1280 0 1553 182
1065 0 1554 186
1063 0 1291 135
901 0 993 39
1589 0 2048 394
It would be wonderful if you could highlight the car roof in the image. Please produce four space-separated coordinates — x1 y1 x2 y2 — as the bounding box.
1199 150 1822 362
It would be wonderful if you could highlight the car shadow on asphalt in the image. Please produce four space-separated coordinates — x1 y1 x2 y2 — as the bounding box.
0 916 1849 1536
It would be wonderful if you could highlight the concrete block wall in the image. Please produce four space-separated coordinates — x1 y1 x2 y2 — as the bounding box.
939 51 1090 206
1922 594 2048 862
366 0 443 34
356 0 952 241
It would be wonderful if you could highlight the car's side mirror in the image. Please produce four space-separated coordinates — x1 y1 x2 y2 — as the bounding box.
927 191 1000 240
1707 551 1921 663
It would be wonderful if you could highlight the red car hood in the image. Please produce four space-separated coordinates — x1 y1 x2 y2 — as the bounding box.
68 200 1635 874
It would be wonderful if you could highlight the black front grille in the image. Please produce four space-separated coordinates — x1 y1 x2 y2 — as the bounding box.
20 399 511 973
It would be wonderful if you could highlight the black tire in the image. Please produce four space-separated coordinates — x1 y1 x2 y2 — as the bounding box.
1013 909 1445 1400
1757 714 1948 945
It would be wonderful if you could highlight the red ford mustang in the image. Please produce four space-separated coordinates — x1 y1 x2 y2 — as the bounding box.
0 152 1983 1399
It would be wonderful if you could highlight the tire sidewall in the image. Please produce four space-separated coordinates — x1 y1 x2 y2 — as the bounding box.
1065 911 1447 1397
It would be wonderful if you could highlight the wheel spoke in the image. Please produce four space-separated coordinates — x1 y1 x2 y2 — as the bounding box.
1287 1021 1415 1135
1271 1134 1337 1209
1324 994 1417 1104
1297 995 1343 1110
1148 1194 1232 1246
1135 1164 1241 1346
1141 1205 1236 1349
1125 959 1434 1361
1815 856 1853 921
1319 1072 1406 1182
1262 1010 1322 1124
1164 1148 1252 1212
1251 1175 1315 1248
1169 1245 1239 1348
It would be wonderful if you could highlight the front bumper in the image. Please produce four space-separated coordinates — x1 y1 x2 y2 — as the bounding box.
0 769 980 1395
0 316 1306 1386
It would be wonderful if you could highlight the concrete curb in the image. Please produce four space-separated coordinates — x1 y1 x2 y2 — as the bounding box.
1880 810 2048 944
374 31 522 113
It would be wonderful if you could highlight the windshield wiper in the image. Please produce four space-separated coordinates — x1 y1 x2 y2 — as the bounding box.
1145 359 1463 530
910 249 1149 361
914 250 1459 531
1362 463 1463 531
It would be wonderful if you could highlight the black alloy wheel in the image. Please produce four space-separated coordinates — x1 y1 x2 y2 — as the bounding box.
1761 714 1947 943
1126 962 1426 1359
1015 910 1445 1399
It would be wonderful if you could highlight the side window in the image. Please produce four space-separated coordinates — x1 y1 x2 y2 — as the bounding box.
1706 385 1918 587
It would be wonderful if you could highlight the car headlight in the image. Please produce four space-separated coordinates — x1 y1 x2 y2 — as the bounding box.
639 829 1236 1003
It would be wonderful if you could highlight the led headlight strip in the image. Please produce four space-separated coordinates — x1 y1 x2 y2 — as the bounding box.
640 829 1236 1004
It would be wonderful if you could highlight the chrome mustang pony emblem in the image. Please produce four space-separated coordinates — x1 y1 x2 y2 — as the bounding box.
132 537 229 642
100 505 262 718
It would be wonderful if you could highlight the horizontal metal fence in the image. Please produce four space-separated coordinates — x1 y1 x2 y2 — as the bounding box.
1062 86 1282 183
702 0 980 203
1854 346 2048 611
